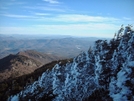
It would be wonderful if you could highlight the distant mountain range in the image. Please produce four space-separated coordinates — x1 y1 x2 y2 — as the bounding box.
0 35 102 59
0 50 62 82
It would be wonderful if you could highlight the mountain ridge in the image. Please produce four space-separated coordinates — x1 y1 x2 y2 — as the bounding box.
0 50 62 82
17 50 63 65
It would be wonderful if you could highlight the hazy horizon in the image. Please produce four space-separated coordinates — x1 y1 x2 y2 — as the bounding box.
0 0 134 38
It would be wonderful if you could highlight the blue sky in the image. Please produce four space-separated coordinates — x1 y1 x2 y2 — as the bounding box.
0 0 134 38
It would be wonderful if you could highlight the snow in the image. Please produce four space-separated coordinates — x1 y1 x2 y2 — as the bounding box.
117 70 128 87
128 61 134 67
8 95 19 101
109 67 132 101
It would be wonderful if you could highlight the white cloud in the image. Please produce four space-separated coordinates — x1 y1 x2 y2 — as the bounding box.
6 2 26 5
7 13 116 24
34 23 119 31
54 14 119 23
43 0 59 4
0 12 128 38
34 13 50 16
1 14 36 18
29 14 121 25
1 12 133 38
24 6 65 12
123 17 131 20
1 13 133 27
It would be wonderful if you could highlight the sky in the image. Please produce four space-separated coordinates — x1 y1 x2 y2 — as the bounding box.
0 0 134 38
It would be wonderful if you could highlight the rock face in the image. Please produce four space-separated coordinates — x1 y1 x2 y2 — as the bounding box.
0 50 62 82
8 26 134 101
